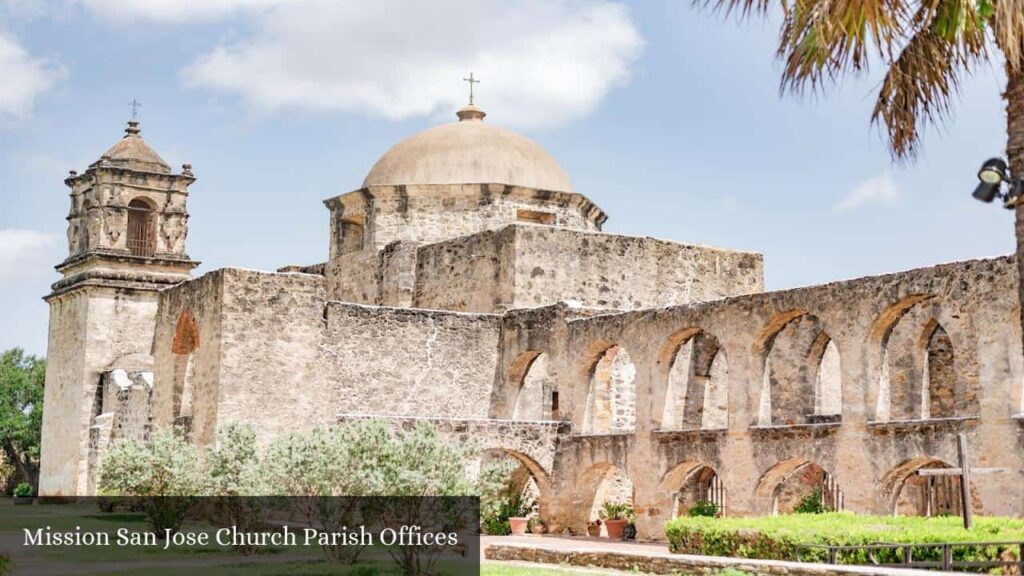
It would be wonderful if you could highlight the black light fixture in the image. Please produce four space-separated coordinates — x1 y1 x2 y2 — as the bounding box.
971 157 1022 209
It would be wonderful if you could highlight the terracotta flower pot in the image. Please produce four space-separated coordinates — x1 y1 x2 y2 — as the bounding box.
529 521 547 534
586 522 601 537
508 517 528 535
603 518 627 540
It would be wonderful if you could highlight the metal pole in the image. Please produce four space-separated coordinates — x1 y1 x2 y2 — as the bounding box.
957 433 973 529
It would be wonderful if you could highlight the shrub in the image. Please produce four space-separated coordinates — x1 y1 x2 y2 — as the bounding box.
793 490 831 514
98 428 203 535
665 513 1024 566
264 420 480 575
205 422 266 555
13 482 31 498
687 500 719 518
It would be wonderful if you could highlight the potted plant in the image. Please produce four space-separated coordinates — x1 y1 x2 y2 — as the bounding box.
506 493 533 536
598 501 634 540
586 519 601 537
527 516 547 534
13 482 33 505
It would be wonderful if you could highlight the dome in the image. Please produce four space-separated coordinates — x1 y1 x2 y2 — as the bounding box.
362 106 574 193
92 121 171 174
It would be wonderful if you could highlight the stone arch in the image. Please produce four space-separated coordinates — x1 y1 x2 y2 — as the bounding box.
658 460 726 517
171 310 199 423
476 448 550 516
872 297 975 421
658 329 728 430
754 457 845 515
882 457 979 517
510 351 554 421
576 463 634 535
126 197 157 257
581 342 636 434
755 312 842 426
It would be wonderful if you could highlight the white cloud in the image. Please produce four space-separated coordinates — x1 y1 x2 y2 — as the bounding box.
833 174 903 213
72 0 283 23
180 0 643 129
0 229 58 285
0 31 65 121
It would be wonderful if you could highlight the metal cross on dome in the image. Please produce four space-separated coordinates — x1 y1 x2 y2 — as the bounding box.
462 73 480 105
128 98 142 121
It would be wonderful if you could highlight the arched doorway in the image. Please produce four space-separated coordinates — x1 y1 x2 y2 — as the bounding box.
884 458 977 517
755 458 844 515
577 463 634 536
475 449 549 534
660 461 726 517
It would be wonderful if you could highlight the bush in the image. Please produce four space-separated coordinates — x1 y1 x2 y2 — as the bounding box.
687 500 719 518
205 422 266 555
13 482 31 498
665 513 1024 566
98 428 203 535
793 490 831 514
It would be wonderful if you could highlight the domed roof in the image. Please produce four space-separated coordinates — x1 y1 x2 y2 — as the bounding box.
363 106 573 193
91 121 171 174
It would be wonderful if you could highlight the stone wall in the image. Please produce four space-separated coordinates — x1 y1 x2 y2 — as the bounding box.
412 224 764 313
321 303 500 420
509 225 763 310
413 227 516 312
151 269 503 448
493 256 1024 538
150 270 226 447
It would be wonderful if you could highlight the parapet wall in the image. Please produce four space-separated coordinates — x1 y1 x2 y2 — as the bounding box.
413 224 764 312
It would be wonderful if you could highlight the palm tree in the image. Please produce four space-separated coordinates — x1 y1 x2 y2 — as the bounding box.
695 0 1024 346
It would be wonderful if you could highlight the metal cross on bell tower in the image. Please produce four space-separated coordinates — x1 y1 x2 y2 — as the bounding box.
462 73 480 105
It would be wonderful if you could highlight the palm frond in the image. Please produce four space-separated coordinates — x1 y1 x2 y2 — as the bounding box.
869 0 987 160
993 0 1024 73
691 0 786 19
871 27 978 160
778 0 908 93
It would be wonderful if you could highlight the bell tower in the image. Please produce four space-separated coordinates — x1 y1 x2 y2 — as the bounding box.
39 119 199 496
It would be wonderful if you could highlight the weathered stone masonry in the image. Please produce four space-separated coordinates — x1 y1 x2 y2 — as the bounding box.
39 106 1024 544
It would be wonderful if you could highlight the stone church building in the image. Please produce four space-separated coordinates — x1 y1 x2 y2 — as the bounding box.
39 104 1024 539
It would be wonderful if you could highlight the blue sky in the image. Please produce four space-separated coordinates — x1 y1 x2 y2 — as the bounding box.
0 0 1013 355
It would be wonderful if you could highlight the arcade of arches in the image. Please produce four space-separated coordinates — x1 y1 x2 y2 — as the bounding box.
495 257 1023 540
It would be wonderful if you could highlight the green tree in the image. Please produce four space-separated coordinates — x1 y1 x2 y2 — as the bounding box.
0 348 45 492
696 0 1024 349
